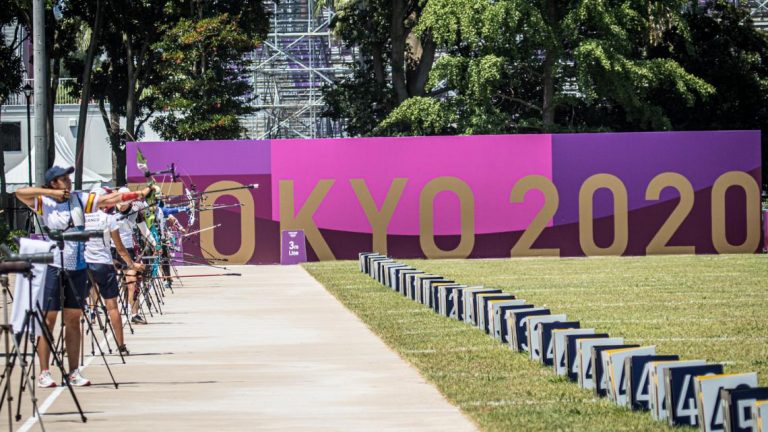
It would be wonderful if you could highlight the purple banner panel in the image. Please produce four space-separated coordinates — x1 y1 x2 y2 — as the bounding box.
281 230 307 265
127 130 762 263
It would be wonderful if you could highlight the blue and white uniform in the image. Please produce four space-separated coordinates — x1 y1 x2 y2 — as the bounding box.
33 192 97 310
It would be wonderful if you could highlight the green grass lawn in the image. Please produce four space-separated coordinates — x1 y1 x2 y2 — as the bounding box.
303 255 768 432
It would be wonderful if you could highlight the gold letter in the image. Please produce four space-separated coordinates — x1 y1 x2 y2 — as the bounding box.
350 178 407 255
711 171 761 253
509 175 560 257
645 172 695 255
199 181 255 264
279 179 336 261
419 177 475 259
578 174 629 256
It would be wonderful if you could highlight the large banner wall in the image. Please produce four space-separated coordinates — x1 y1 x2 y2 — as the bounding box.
127 131 763 264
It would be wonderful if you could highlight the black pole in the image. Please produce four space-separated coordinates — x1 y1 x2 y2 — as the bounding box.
25 91 32 186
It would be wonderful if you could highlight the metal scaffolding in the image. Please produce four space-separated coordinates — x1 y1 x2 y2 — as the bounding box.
247 0 356 140
746 1 768 29
730 0 768 29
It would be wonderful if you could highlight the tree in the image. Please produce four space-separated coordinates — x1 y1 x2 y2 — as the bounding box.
321 0 437 135
653 1 768 184
93 0 167 185
0 33 24 219
374 0 715 136
7 0 81 170
150 1 269 141
69 0 104 189
67 0 175 184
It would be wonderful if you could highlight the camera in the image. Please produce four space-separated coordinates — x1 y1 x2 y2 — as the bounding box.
0 244 54 274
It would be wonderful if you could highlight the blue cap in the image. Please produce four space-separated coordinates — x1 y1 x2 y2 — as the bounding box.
44 166 74 185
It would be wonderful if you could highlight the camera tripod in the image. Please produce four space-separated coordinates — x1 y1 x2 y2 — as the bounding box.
0 270 45 431
83 270 126 364
0 262 90 429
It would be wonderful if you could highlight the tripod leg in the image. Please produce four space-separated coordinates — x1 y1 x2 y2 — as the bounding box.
170 260 182 290
87 270 115 354
122 290 135 334
117 274 134 334
34 308 87 423
96 295 125 363
63 284 119 389
52 326 64 368
2 329 12 431
10 330 45 430
142 282 155 318
14 315 34 421
151 280 164 314
76 310 119 389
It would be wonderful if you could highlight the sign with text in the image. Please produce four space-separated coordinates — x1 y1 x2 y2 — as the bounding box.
281 230 306 265
127 131 763 263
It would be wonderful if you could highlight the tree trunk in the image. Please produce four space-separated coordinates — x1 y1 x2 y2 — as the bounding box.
47 58 60 168
541 0 557 130
0 107 6 196
75 0 104 190
99 98 126 185
0 107 7 225
371 45 386 85
124 34 137 141
114 142 127 186
406 32 436 97
390 0 409 103
542 51 555 129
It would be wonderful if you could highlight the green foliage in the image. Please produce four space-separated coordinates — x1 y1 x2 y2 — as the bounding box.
374 97 456 136
0 219 25 254
408 0 713 134
321 0 437 133
325 0 768 156
323 69 395 137
0 40 23 104
0 1 25 102
652 1 768 180
150 6 267 141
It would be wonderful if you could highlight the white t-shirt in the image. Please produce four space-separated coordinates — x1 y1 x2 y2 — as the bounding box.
115 201 147 249
85 210 119 264
33 193 96 270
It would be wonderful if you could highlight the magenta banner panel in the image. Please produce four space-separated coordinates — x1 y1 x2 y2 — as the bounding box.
128 131 762 264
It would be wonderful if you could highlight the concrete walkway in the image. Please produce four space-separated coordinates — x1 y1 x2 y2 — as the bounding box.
14 265 477 431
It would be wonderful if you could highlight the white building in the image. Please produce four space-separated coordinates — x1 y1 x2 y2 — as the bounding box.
1 26 161 192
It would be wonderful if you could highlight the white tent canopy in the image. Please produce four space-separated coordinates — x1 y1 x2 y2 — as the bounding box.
5 132 111 192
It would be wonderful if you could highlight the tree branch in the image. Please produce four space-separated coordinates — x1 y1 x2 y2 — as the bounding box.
500 94 543 113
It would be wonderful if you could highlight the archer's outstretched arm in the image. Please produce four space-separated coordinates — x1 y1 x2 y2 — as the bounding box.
15 187 69 207
98 185 154 208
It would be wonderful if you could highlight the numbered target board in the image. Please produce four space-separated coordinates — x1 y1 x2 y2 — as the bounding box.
129 131 763 263
721 387 768 432
695 372 759 432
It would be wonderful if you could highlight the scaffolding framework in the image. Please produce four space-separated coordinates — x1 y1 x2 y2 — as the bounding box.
247 0 355 140
746 1 768 29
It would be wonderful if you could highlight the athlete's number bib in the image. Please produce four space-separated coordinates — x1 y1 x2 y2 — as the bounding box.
85 212 107 231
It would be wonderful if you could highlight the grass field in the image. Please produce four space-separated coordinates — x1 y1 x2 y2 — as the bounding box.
303 254 768 432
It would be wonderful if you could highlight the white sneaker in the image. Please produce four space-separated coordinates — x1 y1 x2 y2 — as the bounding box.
67 369 91 387
37 370 57 388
